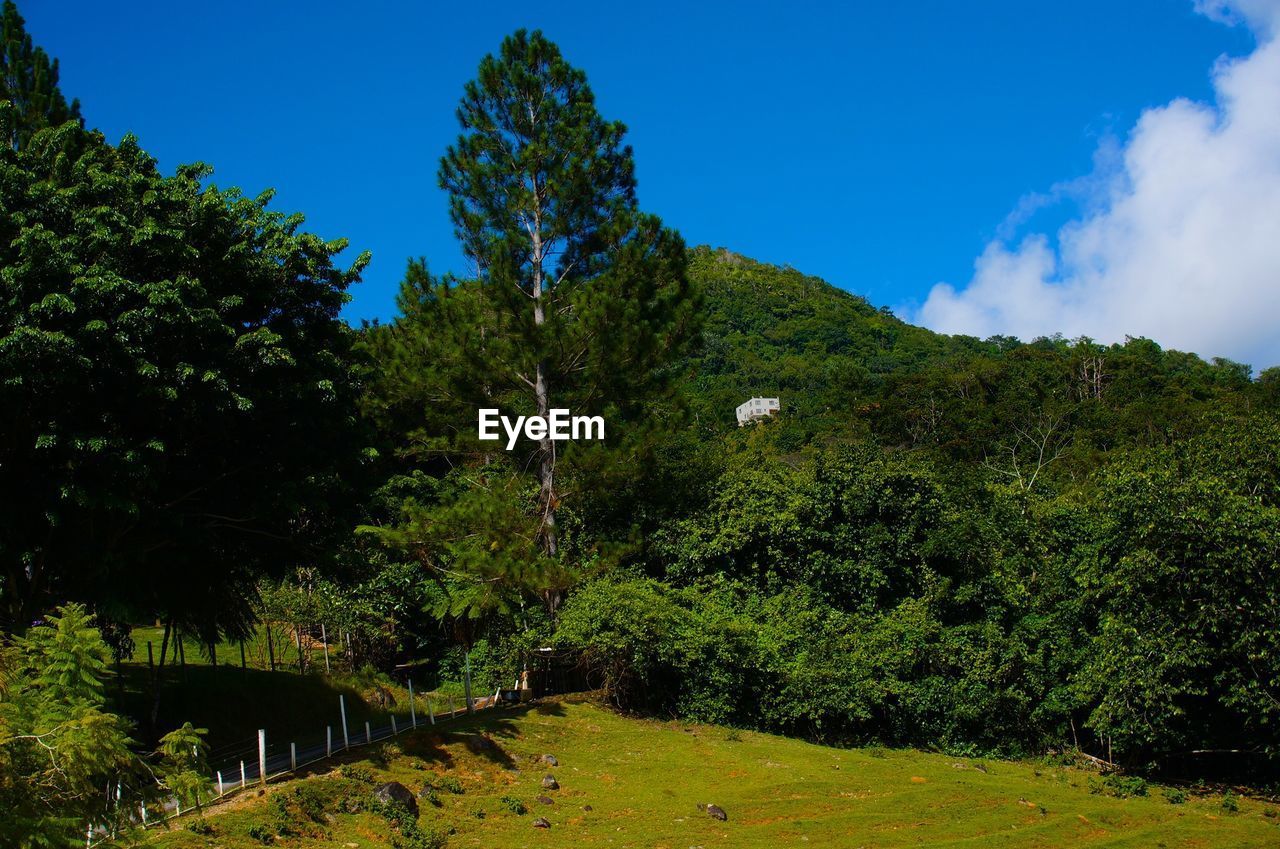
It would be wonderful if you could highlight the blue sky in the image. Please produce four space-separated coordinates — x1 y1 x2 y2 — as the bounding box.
23 1 1264 346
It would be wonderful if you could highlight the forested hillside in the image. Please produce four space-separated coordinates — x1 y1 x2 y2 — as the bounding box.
4 13 1280 846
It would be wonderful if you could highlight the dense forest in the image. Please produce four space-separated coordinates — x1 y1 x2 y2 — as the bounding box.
2 3 1279 844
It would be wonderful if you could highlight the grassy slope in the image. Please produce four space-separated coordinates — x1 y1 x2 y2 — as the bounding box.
146 696 1279 849
112 626 460 751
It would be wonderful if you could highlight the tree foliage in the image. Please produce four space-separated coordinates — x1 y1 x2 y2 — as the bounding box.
0 122 370 636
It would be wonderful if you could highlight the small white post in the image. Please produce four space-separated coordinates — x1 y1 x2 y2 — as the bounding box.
408 679 417 728
216 771 223 795
365 720 371 743
339 695 349 749
391 715 398 735
240 760 246 788
141 800 148 825
86 824 92 847
449 695 455 717
258 729 267 785
326 725 332 757
290 742 297 771
427 695 435 725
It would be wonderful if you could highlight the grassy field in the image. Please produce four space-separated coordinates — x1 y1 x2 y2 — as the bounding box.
142 695 1280 849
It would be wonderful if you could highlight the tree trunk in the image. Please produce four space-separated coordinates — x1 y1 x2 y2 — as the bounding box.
149 619 172 731
530 202 561 616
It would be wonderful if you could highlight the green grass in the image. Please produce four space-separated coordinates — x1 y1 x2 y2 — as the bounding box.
141 696 1280 848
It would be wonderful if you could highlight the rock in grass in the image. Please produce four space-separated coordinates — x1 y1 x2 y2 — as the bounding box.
533 817 551 828
541 754 559 766
536 795 554 805
707 804 728 821
542 774 559 790
582 804 593 812
374 781 418 817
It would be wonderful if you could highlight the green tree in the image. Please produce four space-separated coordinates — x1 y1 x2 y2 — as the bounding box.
435 28 696 577
0 0 81 149
0 123 370 637
0 604 140 847
155 722 211 811
1079 415 1280 764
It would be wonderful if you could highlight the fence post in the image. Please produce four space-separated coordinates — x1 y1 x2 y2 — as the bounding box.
339 695 349 749
427 695 435 725
141 800 147 825
326 725 332 757
258 730 267 785
449 695 455 717
408 679 417 728
391 715 397 735
216 771 223 796
290 742 297 771
267 624 276 672
240 639 247 672
365 721 371 744
240 760 246 788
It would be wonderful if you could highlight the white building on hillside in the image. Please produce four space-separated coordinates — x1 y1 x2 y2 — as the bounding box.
736 397 780 426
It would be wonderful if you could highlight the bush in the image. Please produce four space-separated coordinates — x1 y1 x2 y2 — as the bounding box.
184 819 214 835
1088 774 1148 798
500 795 527 815
1162 787 1187 804
270 782 330 836
1221 791 1239 813
438 776 464 794
340 765 375 784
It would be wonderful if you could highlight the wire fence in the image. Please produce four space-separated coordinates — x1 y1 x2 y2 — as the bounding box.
86 683 511 846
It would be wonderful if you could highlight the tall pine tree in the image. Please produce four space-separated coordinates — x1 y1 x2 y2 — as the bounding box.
435 30 695 580
0 0 81 150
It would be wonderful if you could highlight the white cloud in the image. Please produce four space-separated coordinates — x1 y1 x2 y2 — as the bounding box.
916 0 1280 370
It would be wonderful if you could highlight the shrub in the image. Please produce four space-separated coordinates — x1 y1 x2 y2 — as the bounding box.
184 819 214 835
1162 787 1187 804
500 795 527 815
340 765 375 784
1221 791 1239 813
1088 774 1148 798
438 776 464 794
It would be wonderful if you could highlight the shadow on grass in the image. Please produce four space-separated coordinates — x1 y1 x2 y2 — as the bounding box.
111 663 400 750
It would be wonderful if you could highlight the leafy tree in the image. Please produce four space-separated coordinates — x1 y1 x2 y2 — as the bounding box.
1079 414 1280 764
0 604 140 847
155 722 210 811
0 0 81 149
0 124 370 637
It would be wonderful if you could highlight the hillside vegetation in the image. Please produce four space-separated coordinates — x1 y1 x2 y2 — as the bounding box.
144 697 1280 849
